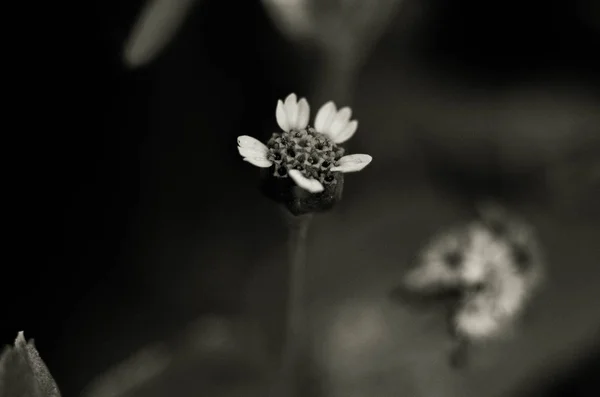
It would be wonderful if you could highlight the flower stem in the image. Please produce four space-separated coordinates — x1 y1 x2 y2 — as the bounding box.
272 211 313 396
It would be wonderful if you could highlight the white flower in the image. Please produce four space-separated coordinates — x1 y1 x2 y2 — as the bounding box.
402 204 546 343
404 223 509 292
237 93 373 194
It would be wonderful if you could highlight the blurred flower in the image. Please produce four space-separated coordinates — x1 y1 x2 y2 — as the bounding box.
405 203 545 293
401 203 546 346
403 222 508 293
0 331 61 397
237 93 372 215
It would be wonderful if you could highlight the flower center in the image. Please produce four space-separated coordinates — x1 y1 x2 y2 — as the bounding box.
266 127 345 185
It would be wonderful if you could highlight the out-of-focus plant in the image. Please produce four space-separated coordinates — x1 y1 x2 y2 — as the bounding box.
123 0 199 68
123 0 404 101
81 344 171 397
78 316 269 397
261 0 405 101
0 332 61 397
397 203 546 368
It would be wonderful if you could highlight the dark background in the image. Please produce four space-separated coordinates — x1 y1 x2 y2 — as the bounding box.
3 0 599 396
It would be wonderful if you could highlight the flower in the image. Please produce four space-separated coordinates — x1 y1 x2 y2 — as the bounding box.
398 203 546 348
237 93 372 214
403 222 509 293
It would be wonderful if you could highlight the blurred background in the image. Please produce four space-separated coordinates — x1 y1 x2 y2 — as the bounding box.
3 0 599 396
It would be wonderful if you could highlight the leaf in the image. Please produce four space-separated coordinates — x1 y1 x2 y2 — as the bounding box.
0 331 61 397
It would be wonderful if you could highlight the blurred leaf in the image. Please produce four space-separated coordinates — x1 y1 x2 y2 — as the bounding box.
81 345 171 397
79 316 269 397
0 332 61 397
123 0 199 68
124 0 404 71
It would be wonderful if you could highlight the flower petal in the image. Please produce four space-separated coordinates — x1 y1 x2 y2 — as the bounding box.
237 135 269 156
289 169 324 193
238 146 266 159
328 107 352 138
237 135 268 154
296 98 310 130
284 93 298 129
237 135 272 168
285 93 297 104
331 154 373 173
276 100 290 131
314 101 337 135
243 157 273 168
333 120 358 144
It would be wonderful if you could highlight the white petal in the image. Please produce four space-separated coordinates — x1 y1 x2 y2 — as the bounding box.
238 146 266 159
331 154 373 173
296 98 310 129
288 169 324 193
237 135 268 154
285 93 297 103
237 135 272 168
314 101 337 135
333 120 358 144
244 157 273 168
328 107 352 138
276 100 290 131
284 93 298 129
